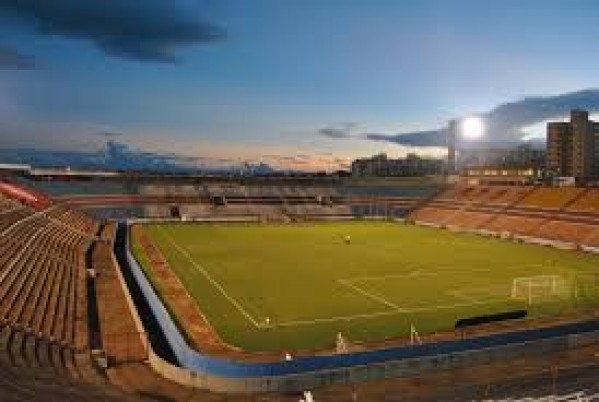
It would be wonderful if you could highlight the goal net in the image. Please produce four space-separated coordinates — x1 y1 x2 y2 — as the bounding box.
511 275 569 305
572 272 599 302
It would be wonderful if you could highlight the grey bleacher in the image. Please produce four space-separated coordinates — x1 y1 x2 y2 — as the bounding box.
0 197 104 384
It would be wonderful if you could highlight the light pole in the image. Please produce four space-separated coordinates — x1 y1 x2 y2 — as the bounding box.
446 116 485 179
447 119 458 176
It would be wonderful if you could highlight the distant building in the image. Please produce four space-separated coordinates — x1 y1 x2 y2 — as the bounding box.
350 153 443 177
547 109 599 179
460 145 545 174
0 163 30 177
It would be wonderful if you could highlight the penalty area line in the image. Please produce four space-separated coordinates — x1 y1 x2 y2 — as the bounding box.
405 298 507 313
446 289 478 303
341 267 491 284
271 298 506 328
270 309 400 328
337 279 407 312
158 227 264 329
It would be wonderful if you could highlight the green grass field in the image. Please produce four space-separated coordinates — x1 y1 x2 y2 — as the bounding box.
132 221 599 352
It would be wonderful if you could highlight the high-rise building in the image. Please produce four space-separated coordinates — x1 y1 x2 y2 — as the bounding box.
546 109 599 179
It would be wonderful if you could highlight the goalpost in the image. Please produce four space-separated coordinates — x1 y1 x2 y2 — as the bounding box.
571 272 599 303
336 332 349 354
511 275 569 305
410 323 422 345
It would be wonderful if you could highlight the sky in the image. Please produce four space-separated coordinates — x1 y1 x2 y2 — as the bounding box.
2 0 599 171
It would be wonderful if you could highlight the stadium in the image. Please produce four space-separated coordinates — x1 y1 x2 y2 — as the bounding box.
2 169 599 401
4 3 599 400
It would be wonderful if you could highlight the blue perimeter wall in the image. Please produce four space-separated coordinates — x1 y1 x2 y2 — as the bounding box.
124 223 599 379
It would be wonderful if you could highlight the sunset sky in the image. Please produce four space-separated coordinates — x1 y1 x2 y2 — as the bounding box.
2 1 599 170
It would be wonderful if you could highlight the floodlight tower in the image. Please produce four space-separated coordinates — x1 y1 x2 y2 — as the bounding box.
446 116 484 176
446 119 458 175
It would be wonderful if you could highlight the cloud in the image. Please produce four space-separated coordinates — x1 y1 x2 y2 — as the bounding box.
318 122 358 139
366 89 599 147
0 140 194 172
92 131 124 139
0 44 36 69
0 0 225 62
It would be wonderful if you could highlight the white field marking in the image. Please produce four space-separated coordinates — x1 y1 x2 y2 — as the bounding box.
270 297 506 328
151 230 531 330
281 263 567 329
341 267 491 284
404 297 507 313
445 284 507 302
337 279 407 312
270 309 399 328
158 227 264 329
340 271 434 283
506 263 570 273
446 289 478 303
279 278 511 328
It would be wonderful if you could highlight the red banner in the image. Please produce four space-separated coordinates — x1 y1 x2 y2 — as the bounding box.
0 181 49 210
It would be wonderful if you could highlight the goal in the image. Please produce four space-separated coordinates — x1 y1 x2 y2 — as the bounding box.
511 275 569 305
572 272 599 302
336 332 349 354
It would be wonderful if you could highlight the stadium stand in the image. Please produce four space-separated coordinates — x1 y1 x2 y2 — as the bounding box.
565 188 599 213
142 204 172 218
0 192 272 400
0 362 130 401
0 191 138 399
4 179 599 400
39 178 427 220
433 185 531 207
410 206 456 225
444 210 495 229
517 187 586 210
486 214 547 236
481 186 533 206
535 220 599 244
180 184 357 220
179 203 213 218
410 184 599 250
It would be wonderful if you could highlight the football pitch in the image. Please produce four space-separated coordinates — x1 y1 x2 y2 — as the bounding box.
131 221 599 352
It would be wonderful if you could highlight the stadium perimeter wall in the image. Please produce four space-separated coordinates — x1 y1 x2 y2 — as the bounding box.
121 221 599 394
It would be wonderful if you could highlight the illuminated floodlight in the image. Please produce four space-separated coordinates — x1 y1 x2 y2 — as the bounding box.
461 116 484 140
